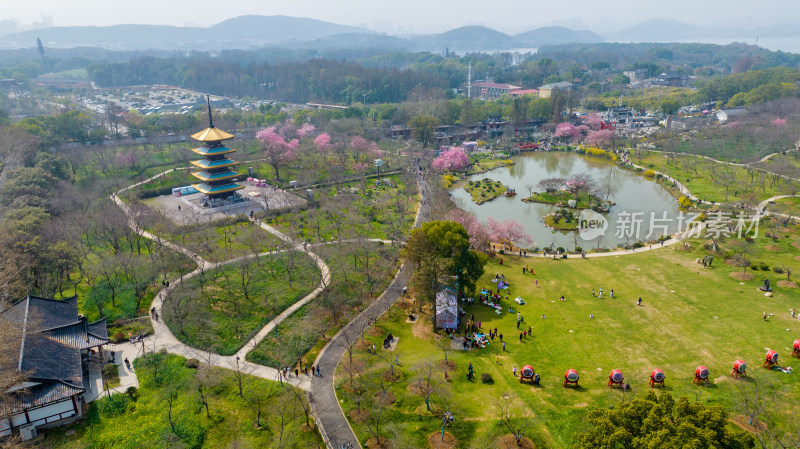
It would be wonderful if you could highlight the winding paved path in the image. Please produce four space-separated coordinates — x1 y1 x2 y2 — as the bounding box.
308 169 431 449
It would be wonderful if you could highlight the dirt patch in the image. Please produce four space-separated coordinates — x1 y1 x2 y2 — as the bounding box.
778 280 798 288
791 242 800 249
731 415 767 434
428 431 458 449
355 339 372 351
574 403 588 408
408 383 424 396
497 434 536 449
365 436 391 448
382 369 401 382
368 326 385 337
348 408 369 424
765 245 782 251
794 256 800 262
374 391 396 406
438 360 458 371
730 272 755 281
342 358 366 374
412 314 435 339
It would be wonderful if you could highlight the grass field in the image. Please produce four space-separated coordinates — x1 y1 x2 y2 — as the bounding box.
45 353 318 449
163 251 320 355
635 150 800 204
336 226 800 448
462 178 509 203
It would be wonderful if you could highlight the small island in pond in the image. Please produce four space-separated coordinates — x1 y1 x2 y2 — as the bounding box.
544 209 579 231
523 175 612 212
464 178 515 204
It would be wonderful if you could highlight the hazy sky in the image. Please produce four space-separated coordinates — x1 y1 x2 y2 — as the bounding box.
3 0 798 34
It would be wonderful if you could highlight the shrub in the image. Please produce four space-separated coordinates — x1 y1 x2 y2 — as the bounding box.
125 386 138 401
480 373 493 384
185 358 200 369
750 263 759 270
574 246 582 252
745 236 754 243
499 249 505 255
633 242 644 248
760 263 770 271
643 169 656 177
112 332 126 344
703 243 712 250
773 266 785 274
556 247 565 253
97 393 130 417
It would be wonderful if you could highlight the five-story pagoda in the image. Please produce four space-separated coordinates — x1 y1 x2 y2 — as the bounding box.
190 97 245 206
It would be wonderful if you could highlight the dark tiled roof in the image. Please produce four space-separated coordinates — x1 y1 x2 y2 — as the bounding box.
1 295 107 404
20 333 83 385
41 318 110 350
0 381 84 416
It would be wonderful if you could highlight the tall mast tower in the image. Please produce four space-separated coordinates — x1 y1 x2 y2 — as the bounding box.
467 63 472 98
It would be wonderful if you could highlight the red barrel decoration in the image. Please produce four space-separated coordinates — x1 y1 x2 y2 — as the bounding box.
521 365 535 379
696 366 709 379
566 369 579 382
610 369 624 383
794 339 800 351
766 350 779 364
651 369 665 382
734 360 747 373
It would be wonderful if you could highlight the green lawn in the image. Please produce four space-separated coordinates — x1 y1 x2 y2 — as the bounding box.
45 353 318 449
524 190 604 210
163 251 320 355
635 150 800 204
247 241 401 369
773 196 800 217
465 154 514 175
158 219 283 264
336 225 800 448
270 174 419 243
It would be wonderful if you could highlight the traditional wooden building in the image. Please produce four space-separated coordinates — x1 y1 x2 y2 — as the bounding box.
1 295 109 438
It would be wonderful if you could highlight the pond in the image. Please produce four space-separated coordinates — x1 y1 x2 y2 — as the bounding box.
449 152 681 250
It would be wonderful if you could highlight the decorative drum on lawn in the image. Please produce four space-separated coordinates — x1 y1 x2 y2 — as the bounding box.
564 369 579 388
694 365 709 385
521 365 535 379
732 360 747 379
793 339 800 358
764 350 779 369
649 369 665 388
608 369 624 388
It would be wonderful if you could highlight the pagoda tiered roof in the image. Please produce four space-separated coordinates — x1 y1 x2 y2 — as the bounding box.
192 170 240 182
191 158 239 170
191 146 237 156
190 127 234 142
192 182 245 195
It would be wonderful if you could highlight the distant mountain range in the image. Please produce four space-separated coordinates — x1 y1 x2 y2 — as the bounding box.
0 15 603 52
2 15 795 54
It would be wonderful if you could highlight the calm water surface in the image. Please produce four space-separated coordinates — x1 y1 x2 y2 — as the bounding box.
450 152 681 249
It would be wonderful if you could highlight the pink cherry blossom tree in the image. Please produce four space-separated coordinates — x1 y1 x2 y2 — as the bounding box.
256 126 299 181
296 123 316 138
772 118 787 127
313 133 331 153
431 148 470 171
350 136 371 163
554 123 580 141
584 129 614 149
487 217 534 249
444 209 492 251
582 114 604 131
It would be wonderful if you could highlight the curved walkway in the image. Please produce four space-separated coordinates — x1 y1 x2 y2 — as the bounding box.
308 169 431 449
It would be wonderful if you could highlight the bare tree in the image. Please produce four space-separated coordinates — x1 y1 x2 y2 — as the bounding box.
497 394 535 446
412 362 437 411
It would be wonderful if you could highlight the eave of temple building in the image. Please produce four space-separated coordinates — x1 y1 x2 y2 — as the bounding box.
191 146 237 157
191 170 240 182
190 158 239 170
190 127 235 142
192 183 246 195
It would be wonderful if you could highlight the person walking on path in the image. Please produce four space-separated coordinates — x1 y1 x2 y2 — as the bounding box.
502 342 506 351
316 366 321 376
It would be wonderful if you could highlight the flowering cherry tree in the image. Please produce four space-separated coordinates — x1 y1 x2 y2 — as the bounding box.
313 133 331 153
432 148 470 171
554 123 580 141
772 118 787 127
256 126 299 181
444 209 492 251
584 129 614 148
582 114 604 131
487 217 534 249
296 123 316 138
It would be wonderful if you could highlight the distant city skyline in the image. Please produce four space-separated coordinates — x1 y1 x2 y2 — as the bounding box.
2 0 799 35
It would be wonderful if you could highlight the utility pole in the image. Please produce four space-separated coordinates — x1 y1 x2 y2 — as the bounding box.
467 64 472 99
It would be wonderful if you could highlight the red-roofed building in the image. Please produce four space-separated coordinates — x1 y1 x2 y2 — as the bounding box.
471 81 522 99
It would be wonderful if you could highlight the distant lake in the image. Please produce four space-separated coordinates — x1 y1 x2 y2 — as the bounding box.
450 152 681 250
